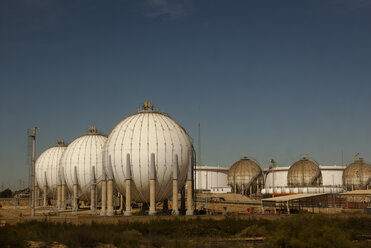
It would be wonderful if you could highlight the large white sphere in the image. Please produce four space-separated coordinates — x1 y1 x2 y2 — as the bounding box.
61 128 107 200
35 140 67 191
104 108 193 203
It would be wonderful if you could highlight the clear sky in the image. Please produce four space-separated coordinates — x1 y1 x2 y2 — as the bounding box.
1 0 371 189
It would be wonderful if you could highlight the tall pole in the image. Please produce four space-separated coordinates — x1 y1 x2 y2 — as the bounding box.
30 127 37 217
198 122 201 167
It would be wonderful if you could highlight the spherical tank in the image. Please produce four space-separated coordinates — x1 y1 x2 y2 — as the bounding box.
103 105 193 203
227 155 263 195
60 127 107 200
343 158 371 190
287 155 322 187
35 139 67 191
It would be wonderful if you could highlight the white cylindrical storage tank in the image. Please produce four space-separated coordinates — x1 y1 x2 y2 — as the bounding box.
60 127 107 200
103 105 194 203
35 139 67 194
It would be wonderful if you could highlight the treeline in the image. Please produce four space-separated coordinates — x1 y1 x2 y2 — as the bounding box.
0 188 13 198
0 215 370 248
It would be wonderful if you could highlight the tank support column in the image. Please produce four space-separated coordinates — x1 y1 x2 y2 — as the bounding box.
43 186 48 207
60 167 66 210
149 153 157 216
124 154 132 216
106 156 115 216
43 172 48 207
186 154 194 216
57 170 62 209
172 154 179 215
57 185 61 209
100 178 107 216
90 166 97 215
72 166 79 213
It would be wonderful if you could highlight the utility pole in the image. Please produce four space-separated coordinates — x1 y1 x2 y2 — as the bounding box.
198 122 201 167
28 127 38 217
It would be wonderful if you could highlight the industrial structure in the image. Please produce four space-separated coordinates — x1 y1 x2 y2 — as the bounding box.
194 166 229 192
227 155 264 196
60 126 107 213
31 103 196 216
343 158 371 190
35 139 67 206
287 155 322 187
102 103 195 216
262 155 345 195
27 102 371 217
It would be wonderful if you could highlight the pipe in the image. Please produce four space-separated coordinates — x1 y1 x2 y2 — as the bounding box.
172 154 179 215
149 153 156 215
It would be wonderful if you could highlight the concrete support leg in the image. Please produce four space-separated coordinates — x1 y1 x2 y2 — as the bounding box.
186 180 194 215
149 179 156 215
43 186 47 207
124 179 132 216
57 185 61 209
100 180 107 216
172 179 179 215
106 179 114 216
73 184 78 212
61 184 66 210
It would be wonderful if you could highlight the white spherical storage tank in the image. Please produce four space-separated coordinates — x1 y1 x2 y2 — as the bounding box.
60 127 107 200
35 139 67 192
103 105 194 203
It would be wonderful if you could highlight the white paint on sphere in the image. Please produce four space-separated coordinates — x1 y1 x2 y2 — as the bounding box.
60 130 107 200
104 110 193 203
35 141 67 191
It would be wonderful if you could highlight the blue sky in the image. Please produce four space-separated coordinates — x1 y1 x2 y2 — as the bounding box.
1 0 371 188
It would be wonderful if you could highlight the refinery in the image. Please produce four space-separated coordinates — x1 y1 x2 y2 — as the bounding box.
1 102 368 219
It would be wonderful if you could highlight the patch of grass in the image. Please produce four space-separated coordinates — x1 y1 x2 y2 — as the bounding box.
0 215 370 247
